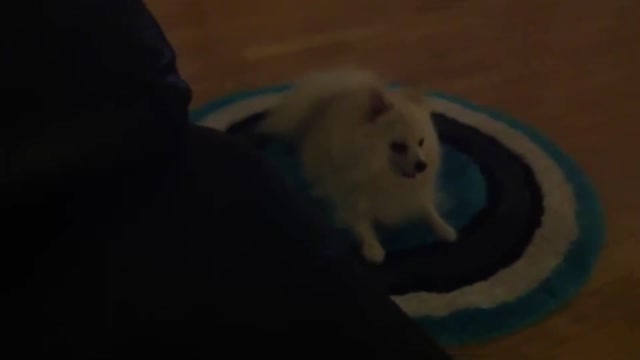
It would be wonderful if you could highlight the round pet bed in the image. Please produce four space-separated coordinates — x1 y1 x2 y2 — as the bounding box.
191 86 605 346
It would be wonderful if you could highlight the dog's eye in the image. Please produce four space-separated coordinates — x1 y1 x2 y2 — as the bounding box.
390 141 408 154
418 138 424 147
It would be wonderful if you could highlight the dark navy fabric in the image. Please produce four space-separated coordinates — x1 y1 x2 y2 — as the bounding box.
2 1 450 359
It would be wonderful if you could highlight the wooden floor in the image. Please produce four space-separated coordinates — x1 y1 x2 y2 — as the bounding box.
145 1 640 358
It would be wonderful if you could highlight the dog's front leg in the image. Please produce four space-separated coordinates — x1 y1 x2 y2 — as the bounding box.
425 205 457 242
353 222 386 264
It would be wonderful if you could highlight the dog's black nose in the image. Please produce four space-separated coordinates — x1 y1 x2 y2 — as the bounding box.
414 160 427 173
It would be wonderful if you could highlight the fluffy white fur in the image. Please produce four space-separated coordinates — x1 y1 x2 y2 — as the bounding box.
260 69 456 263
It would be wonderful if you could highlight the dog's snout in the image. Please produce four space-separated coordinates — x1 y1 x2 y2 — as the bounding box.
414 160 427 173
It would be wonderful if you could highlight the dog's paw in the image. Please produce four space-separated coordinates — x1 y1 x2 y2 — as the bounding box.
361 241 386 264
438 225 457 242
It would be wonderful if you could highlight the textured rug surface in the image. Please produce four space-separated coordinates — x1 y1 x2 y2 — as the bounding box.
191 87 605 345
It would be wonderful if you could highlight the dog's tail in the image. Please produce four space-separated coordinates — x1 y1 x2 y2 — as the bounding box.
258 69 384 138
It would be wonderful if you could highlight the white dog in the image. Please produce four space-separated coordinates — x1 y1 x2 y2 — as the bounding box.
260 70 456 263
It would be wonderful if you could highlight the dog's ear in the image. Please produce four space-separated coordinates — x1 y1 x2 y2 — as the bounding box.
368 89 392 123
